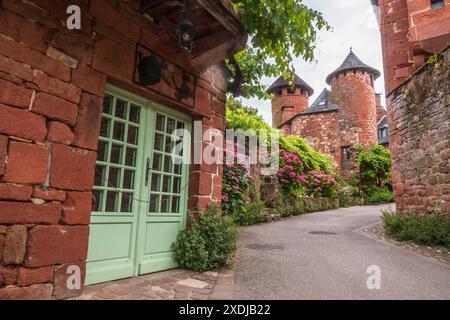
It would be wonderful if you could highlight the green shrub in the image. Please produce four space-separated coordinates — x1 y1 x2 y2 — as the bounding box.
231 197 265 226
383 211 450 248
364 188 394 204
172 207 238 272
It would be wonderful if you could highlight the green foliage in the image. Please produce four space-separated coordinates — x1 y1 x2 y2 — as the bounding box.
383 211 450 248
338 183 364 207
172 207 238 272
277 193 338 217
225 97 272 132
230 192 265 226
280 135 335 174
355 144 392 187
229 0 331 98
364 186 394 204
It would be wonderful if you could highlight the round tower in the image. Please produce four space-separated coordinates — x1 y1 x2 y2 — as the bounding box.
326 49 380 149
268 74 314 128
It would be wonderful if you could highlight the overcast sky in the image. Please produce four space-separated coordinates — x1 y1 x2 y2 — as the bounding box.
241 0 385 124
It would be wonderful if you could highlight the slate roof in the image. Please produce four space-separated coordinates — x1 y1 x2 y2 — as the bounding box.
300 89 338 115
326 49 381 84
267 74 314 96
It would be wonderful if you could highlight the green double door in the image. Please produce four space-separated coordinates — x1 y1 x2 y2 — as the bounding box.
85 85 191 285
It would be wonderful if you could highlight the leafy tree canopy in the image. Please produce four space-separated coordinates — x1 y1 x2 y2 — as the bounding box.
228 0 331 99
355 144 392 187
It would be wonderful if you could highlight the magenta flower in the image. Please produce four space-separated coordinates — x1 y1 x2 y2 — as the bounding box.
233 185 240 191
289 172 296 178
279 168 286 174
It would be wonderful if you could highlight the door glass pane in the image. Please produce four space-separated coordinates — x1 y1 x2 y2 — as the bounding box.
113 122 125 141
152 153 162 171
166 118 175 134
173 177 181 194
171 196 180 213
95 165 106 186
156 114 165 131
121 193 133 213
108 167 121 188
154 133 164 151
149 194 159 212
110 144 123 164
161 195 170 213
123 170 135 189
129 105 140 123
100 118 110 137
162 175 171 193
151 174 161 192
93 190 103 212
127 126 139 145
125 148 137 167
103 95 113 114
163 155 172 173
115 100 127 119
97 141 108 162
106 191 118 212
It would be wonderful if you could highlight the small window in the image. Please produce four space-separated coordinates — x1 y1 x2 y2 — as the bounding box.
277 89 283 96
319 100 326 106
287 86 295 94
431 0 444 9
378 127 388 139
341 146 352 171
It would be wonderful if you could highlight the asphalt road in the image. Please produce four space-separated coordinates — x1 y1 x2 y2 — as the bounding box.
233 204 450 300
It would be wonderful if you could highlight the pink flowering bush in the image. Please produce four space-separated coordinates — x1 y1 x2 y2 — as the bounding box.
278 149 338 198
221 148 255 215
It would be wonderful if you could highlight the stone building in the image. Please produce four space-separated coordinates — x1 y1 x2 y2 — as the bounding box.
374 0 450 214
0 0 246 299
270 49 386 176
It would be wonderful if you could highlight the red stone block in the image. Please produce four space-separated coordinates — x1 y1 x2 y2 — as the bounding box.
0 54 33 82
62 192 92 225
0 201 61 224
0 183 32 201
0 266 17 286
32 187 66 202
17 266 54 287
0 104 47 142
72 93 103 151
33 70 81 104
3 225 27 264
50 144 97 191
189 172 212 196
0 135 7 176
3 141 48 185
47 121 74 145
32 93 78 126
194 87 212 116
72 64 106 97
25 225 89 267
52 262 86 299
0 284 53 300
0 78 33 108
188 196 213 212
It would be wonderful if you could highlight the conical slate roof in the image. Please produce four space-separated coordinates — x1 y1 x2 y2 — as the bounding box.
326 49 380 84
267 74 314 96
301 88 338 114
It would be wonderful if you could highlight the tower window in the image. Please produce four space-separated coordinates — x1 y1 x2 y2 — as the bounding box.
277 89 283 96
287 87 295 94
431 0 444 9
341 146 352 171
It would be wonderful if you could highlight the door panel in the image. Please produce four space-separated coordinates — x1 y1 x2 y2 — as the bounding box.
86 85 190 285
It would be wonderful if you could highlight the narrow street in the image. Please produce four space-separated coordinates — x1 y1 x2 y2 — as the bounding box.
234 205 450 300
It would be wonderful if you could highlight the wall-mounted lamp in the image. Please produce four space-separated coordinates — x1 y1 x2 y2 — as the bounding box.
138 54 162 86
176 17 197 54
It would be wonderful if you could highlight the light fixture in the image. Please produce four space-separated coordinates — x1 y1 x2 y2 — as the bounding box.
176 0 197 54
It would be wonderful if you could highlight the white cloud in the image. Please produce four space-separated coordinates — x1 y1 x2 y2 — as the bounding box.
241 0 385 125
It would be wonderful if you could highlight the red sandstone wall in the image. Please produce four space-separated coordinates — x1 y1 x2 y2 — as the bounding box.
290 112 339 165
0 0 227 299
388 45 450 215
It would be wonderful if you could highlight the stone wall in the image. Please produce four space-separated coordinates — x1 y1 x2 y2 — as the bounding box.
0 0 230 299
388 45 450 215
288 111 339 164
